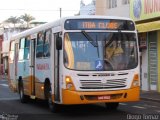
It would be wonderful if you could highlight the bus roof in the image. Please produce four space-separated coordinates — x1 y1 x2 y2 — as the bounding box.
64 15 133 21
10 15 134 41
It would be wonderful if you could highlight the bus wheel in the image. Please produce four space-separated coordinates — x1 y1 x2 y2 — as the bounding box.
105 102 119 110
19 83 28 103
48 91 59 113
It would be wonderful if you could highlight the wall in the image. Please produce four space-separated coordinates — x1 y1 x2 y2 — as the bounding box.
2 40 9 56
0 35 3 51
158 30 160 92
96 0 106 15
106 0 130 17
141 48 149 91
96 0 130 17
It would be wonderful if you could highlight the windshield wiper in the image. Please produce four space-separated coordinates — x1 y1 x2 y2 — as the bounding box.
81 30 100 58
81 30 98 47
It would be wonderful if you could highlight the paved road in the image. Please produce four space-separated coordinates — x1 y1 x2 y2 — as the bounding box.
0 79 19 100
0 80 160 120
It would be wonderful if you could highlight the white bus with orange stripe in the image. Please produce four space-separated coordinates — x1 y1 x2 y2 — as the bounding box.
8 16 140 112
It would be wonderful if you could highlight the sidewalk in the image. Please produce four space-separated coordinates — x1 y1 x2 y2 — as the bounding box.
140 90 160 103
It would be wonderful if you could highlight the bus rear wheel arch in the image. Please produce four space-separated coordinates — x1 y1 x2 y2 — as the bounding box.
44 79 51 100
18 77 29 103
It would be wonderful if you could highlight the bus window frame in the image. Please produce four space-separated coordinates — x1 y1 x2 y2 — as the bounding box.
36 31 44 58
24 37 30 60
36 29 51 58
44 29 51 57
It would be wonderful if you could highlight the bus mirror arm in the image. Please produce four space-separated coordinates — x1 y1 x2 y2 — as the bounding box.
56 37 62 50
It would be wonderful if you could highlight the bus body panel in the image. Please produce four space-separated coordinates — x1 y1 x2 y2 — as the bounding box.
62 87 140 105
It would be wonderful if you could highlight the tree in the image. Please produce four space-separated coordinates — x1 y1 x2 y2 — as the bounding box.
20 13 35 28
5 16 21 28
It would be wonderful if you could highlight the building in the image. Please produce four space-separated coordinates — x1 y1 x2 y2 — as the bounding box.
2 40 9 74
95 0 160 92
80 0 96 15
96 0 130 17
0 20 46 76
130 0 160 92
1 27 27 75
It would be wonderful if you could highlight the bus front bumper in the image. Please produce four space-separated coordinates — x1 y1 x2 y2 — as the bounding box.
62 87 140 105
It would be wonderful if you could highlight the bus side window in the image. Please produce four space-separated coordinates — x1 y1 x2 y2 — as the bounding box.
44 29 51 57
36 32 44 58
19 38 25 60
24 37 30 60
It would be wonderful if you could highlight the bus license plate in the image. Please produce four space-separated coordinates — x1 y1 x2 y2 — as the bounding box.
98 95 111 100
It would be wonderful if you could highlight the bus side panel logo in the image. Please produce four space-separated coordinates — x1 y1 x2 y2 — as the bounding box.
95 60 104 70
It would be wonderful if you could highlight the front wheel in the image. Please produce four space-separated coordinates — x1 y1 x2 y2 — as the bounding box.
48 91 60 113
105 102 119 110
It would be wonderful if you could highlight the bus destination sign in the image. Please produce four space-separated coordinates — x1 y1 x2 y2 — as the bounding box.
64 19 135 30
80 21 118 29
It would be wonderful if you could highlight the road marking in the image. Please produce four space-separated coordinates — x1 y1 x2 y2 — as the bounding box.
0 97 19 101
156 110 160 113
119 103 127 105
150 105 158 108
132 106 146 109
0 84 8 87
144 104 158 108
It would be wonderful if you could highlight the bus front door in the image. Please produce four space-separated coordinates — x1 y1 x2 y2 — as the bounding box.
54 33 61 102
29 39 35 98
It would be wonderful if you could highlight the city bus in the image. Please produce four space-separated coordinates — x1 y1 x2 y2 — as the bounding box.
8 16 140 112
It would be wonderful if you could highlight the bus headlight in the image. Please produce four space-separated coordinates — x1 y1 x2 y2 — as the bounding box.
65 76 75 91
131 74 140 88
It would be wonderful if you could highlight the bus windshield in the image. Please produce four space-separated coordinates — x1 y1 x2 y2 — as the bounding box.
64 32 138 71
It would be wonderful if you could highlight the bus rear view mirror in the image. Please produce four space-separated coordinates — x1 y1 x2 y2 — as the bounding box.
56 37 62 50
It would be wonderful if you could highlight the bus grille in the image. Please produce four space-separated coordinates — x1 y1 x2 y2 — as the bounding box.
80 79 127 89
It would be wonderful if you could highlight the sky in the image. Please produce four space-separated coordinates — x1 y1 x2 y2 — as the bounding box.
0 0 92 23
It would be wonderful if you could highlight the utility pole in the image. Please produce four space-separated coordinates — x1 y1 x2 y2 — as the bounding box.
60 8 62 18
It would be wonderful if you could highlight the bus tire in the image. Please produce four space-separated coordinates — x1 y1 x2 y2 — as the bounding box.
19 82 28 103
105 102 119 110
48 91 59 113
44 80 50 100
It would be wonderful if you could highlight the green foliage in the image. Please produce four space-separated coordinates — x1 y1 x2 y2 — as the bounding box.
5 16 21 26
20 13 35 28
5 13 35 28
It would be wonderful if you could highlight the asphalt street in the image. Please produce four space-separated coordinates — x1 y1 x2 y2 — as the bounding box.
0 79 160 120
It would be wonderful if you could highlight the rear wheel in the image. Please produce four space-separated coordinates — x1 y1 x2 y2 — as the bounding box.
105 102 119 110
